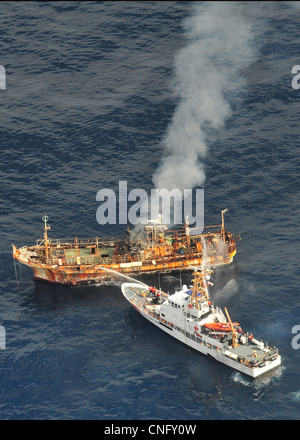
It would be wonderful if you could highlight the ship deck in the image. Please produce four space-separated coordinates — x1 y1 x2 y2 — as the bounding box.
226 342 266 359
122 284 167 312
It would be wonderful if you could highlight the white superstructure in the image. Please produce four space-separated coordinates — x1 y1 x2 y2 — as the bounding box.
121 269 281 379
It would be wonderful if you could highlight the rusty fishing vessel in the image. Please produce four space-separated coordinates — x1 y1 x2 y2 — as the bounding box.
12 210 237 286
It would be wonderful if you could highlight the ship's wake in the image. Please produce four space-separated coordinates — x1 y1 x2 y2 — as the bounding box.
231 365 283 391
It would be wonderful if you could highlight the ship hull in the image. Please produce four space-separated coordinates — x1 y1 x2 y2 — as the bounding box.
14 248 236 286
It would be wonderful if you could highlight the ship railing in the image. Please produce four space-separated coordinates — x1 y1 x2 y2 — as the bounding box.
82 256 97 265
48 256 115 266
45 236 124 248
190 224 222 233
121 255 129 262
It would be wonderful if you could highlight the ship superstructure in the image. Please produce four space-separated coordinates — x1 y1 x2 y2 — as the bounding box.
121 268 281 378
12 211 236 286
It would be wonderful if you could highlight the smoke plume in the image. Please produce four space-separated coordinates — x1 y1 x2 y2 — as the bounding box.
153 1 257 192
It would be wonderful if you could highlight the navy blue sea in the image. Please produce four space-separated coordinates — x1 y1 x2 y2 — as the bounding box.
1 1 300 420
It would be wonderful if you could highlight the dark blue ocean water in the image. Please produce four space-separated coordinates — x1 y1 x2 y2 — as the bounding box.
1 1 300 420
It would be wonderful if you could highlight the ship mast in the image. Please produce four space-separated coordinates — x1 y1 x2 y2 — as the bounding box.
221 209 228 242
191 270 210 309
224 307 238 348
191 271 201 309
42 215 51 259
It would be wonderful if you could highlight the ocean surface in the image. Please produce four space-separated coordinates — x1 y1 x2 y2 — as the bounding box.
1 1 300 420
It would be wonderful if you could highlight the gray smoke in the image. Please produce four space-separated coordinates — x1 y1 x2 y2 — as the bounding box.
153 1 257 192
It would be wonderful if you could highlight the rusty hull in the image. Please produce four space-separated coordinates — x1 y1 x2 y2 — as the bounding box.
12 240 236 286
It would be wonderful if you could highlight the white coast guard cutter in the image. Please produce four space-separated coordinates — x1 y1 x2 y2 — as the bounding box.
121 266 281 378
